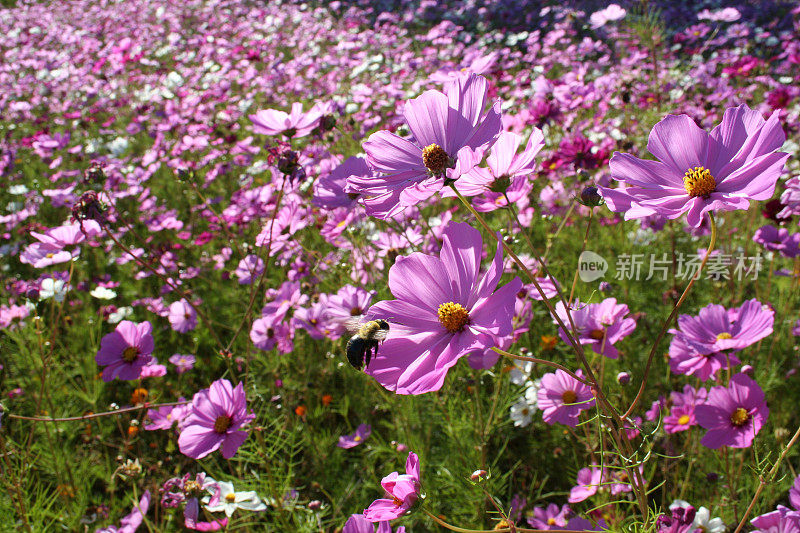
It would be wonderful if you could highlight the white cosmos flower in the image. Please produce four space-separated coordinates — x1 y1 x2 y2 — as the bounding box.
693 507 725 533
90 286 117 300
108 306 133 324
510 396 537 428
509 361 534 386
202 480 267 517
40 278 68 302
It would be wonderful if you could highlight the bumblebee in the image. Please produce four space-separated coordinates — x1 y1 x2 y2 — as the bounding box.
345 319 390 370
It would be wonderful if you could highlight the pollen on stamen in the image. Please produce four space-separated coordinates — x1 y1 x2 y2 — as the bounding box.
716 332 732 340
122 346 139 363
422 143 450 175
437 302 470 333
213 415 232 434
561 390 578 404
730 407 750 427
683 166 716 198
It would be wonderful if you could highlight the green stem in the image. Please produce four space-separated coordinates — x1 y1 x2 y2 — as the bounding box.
623 213 717 418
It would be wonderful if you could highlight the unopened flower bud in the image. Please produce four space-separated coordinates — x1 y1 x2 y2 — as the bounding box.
308 500 322 510
579 186 603 207
740 364 754 376
617 371 631 385
470 469 488 482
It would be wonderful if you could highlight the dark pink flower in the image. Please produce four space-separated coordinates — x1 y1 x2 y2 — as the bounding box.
364 222 521 394
95 321 155 382
538 369 594 427
348 73 502 218
168 299 197 333
338 424 371 449
600 104 789 227
178 379 255 460
695 373 768 449
363 452 420 522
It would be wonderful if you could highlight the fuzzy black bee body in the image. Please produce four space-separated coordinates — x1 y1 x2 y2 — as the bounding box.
345 319 389 370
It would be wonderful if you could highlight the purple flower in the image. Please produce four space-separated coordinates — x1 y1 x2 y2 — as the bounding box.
178 379 255 460
348 73 502 218
96 490 150 533
364 222 521 395
249 102 323 138
234 255 265 285
791 474 800 511
447 129 544 212
344 514 404 533
751 506 800 533
314 156 370 210
668 299 773 381
363 452 420 522
338 424 372 449
552 298 636 359
695 373 768 449
168 299 197 333
527 503 571 529
538 369 595 427
568 467 603 503
169 354 196 374
600 104 789 227
753 225 800 258
95 321 155 382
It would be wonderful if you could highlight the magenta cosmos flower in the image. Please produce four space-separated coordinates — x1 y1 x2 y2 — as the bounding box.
363 452 420 522
600 104 789 227
668 298 773 381
344 514 405 533
695 373 768 449
168 299 197 333
95 320 154 381
248 102 323 138
338 423 371 449
751 506 800 533
348 73 502 218
178 379 255 460
538 369 595 427
553 298 636 359
364 222 521 395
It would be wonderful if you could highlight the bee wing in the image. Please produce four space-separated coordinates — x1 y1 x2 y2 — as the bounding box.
344 316 365 334
372 329 389 341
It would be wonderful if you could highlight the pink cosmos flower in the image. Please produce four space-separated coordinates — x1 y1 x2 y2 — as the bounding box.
168 299 197 333
600 104 789 227
446 129 544 212
569 467 604 503
695 373 768 449
348 73 502 218
169 354 196 374
363 222 521 394
338 423 371 449
527 503 571 529
751 506 800 533
97 489 150 533
753 225 800 258
234 255 265 285
363 452 420 522
663 385 707 434
552 298 636 359
178 379 255 460
538 369 595 427
323 285 375 340
791 475 800 511
95 320 155 382
668 299 773 380
314 156 371 210
344 514 405 533
249 102 323 138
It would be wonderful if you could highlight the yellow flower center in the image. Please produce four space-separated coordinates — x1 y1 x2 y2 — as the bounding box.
561 390 578 404
422 143 450 175
122 346 139 363
437 302 470 333
678 415 691 425
354 436 361 442
547 518 557 526
730 407 750 427
589 328 606 341
683 166 716 198
716 332 732 340
46 252 55 258
213 415 232 434
225 493 236 503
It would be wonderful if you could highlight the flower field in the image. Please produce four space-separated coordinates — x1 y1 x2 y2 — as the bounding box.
2 0 800 531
